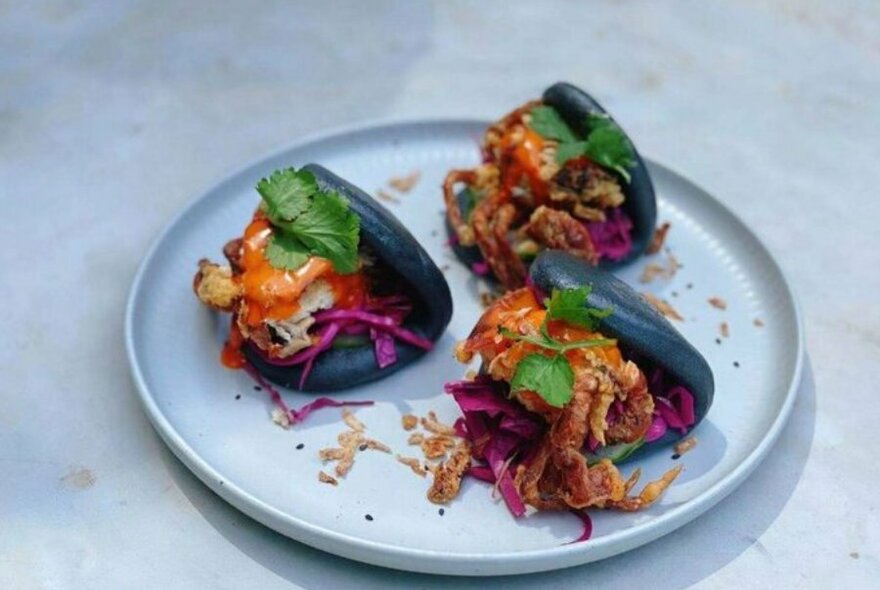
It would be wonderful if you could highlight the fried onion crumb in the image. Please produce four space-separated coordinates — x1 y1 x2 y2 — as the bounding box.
318 471 338 486
396 455 428 477
402 414 418 430
342 409 365 432
375 189 400 203
708 297 727 310
317 410 390 481
421 435 456 459
642 292 684 321
720 322 730 338
271 408 291 429
674 437 698 457
421 411 457 436
427 441 472 504
388 171 421 193
647 222 672 254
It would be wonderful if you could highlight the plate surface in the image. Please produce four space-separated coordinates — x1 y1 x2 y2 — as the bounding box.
125 120 803 576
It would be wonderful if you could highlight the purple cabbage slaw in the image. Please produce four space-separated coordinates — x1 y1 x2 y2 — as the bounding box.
447 376 595 542
444 376 543 518
445 369 696 542
644 368 696 442
585 207 634 262
253 294 433 389
243 362 373 425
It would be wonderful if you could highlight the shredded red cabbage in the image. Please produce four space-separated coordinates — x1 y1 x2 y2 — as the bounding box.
586 207 634 262
564 510 594 544
452 385 593 544
471 261 490 276
645 368 696 440
251 294 432 389
243 362 373 424
645 414 668 443
466 465 496 483
372 329 397 369
445 376 543 517
313 309 433 350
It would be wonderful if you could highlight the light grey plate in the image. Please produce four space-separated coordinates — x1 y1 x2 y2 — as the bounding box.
125 120 804 576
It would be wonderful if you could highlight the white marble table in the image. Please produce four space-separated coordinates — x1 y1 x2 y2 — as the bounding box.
2 1 878 587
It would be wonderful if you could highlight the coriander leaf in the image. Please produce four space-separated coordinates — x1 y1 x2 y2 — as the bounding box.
499 326 556 350
529 105 577 143
257 168 317 223
265 232 311 270
545 287 613 331
287 190 360 274
498 325 615 352
586 438 645 465
555 140 588 165
582 115 635 183
510 353 574 408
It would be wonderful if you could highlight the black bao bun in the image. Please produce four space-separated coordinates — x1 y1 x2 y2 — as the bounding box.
529 250 714 455
446 81 658 278
244 164 453 392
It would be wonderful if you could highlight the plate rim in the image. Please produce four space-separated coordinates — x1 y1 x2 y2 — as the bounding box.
124 118 805 575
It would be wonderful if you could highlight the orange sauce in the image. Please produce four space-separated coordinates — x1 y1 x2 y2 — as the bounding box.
220 213 369 366
498 288 622 369
499 127 548 203
237 214 367 325
221 321 247 369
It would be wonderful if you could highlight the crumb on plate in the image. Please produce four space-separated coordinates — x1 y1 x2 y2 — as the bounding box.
646 222 671 254
708 296 727 310
674 437 698 457
642 292 684 321
396 455 428 477
318 471 338 486
388 171 421 193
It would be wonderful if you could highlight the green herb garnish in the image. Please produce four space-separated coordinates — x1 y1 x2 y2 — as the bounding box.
510 353 574 408
586 438 645 465
544 285 613 331
264 231 311 270
503 287 614 407
461 186 484 221
528 106 636 182
528 105 577 143
257 167 360 274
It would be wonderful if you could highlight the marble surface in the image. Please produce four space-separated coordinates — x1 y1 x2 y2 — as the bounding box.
1 0 878 587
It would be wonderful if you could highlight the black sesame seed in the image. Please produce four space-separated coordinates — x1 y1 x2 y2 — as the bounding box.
671 291 679 297
686 283 693 289
672 454 681 460
235 394 241 400
734 361 740 368
715 338 722 345
253 386 262 391
295 443 305 450
365 514 374 521
438 508 445 516
359 444 368 451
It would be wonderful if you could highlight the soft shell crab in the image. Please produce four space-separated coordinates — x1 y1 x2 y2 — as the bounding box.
193 164 453 391
445 251 713 513
444 82 658 290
